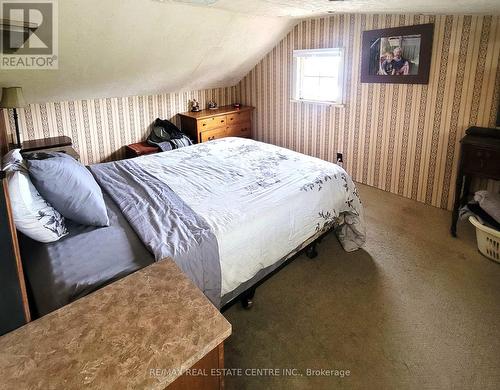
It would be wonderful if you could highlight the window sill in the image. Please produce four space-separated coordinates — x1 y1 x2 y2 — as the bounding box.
290 99 345 107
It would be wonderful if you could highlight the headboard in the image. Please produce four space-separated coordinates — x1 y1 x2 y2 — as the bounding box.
0 110 31 334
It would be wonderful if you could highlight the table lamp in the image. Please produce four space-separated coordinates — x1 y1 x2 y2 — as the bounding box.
0 87 26 148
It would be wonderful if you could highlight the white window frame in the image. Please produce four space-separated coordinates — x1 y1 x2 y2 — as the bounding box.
292 48 345 106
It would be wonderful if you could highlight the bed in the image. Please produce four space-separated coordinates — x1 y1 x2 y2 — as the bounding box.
20 137 365 315
19 191 154 316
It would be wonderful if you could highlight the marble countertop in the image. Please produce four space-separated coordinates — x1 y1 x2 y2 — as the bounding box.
0 258 232 389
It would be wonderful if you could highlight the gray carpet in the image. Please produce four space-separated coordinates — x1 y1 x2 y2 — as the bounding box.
223 184 500 390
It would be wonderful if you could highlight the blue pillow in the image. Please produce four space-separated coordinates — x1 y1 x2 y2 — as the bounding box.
27 153 109 227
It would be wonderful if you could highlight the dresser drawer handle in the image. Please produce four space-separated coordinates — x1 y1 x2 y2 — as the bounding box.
202 123 207 126
220 120 225 123
208 136 215 141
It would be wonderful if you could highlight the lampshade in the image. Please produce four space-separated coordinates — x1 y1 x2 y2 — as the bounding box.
0 87 26 109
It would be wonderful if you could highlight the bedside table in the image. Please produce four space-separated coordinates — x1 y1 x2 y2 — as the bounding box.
125 141 160 158
19 136 80 161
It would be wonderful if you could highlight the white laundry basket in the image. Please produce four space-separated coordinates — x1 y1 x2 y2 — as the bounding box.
469 216 500 263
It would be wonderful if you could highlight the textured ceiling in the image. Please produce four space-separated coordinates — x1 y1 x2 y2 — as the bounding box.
1 0 498 104
174 0 500 17
0 0 294 103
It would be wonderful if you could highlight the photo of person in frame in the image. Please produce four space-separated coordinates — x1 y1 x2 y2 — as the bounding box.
379 51 395 75
361 23 434 84
370 35 420 76
392 47 410 75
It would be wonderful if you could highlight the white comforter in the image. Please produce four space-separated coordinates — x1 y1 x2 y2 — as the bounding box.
134 137 365 296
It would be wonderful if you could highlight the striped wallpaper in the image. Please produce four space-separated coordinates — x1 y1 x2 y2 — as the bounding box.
238 14 500 210
1 87 237 164
1 14 499 210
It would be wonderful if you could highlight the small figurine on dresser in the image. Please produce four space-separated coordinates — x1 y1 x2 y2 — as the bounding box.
207 100 218 110
190 99 200 112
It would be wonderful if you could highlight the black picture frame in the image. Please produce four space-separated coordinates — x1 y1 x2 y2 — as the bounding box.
361 23 434 84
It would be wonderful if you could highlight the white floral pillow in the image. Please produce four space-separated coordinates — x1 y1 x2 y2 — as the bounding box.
2 148 26 173
7 170 68 243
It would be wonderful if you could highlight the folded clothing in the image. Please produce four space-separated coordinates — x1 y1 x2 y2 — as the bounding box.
153 141 173 152
474 190 500 224
467 203 500 230
148 118 184 143
148 134 192 152
171 136 192 149
146 117 193 152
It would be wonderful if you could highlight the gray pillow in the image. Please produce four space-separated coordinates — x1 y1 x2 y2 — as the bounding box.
27 153 109 227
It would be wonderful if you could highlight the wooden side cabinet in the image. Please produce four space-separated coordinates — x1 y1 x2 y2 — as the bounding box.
179 105 254 143
168 343 225 390
19 135 80 161
451 128 500 236
0 260 231 389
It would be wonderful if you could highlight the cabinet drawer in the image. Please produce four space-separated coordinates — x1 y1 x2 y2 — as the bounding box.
198 115 227 131
200 127 227 142
227 110 251 125
227 122 251 138
463 146 500 178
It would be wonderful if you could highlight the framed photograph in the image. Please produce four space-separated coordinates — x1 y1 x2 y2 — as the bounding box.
361 23 434 84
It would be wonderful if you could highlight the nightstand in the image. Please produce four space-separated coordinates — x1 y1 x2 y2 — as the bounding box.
125 141 160 158
19 136 80 161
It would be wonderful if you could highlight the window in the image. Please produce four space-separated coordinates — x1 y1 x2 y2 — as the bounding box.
292 48 344 104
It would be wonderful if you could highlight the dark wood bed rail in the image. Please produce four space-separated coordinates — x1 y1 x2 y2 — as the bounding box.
0 111 9 157
0 110 31 335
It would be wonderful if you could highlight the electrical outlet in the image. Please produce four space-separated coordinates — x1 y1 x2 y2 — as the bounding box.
336 152 343 163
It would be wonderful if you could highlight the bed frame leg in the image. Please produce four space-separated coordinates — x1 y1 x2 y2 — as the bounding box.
240 288 255 309
305 242 318 259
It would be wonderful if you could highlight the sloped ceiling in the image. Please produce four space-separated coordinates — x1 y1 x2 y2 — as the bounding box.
0 0 295 103
203 0 500 17
1 0 498 104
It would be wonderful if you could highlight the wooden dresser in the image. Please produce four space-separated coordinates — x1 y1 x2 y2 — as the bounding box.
179 105 254 143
